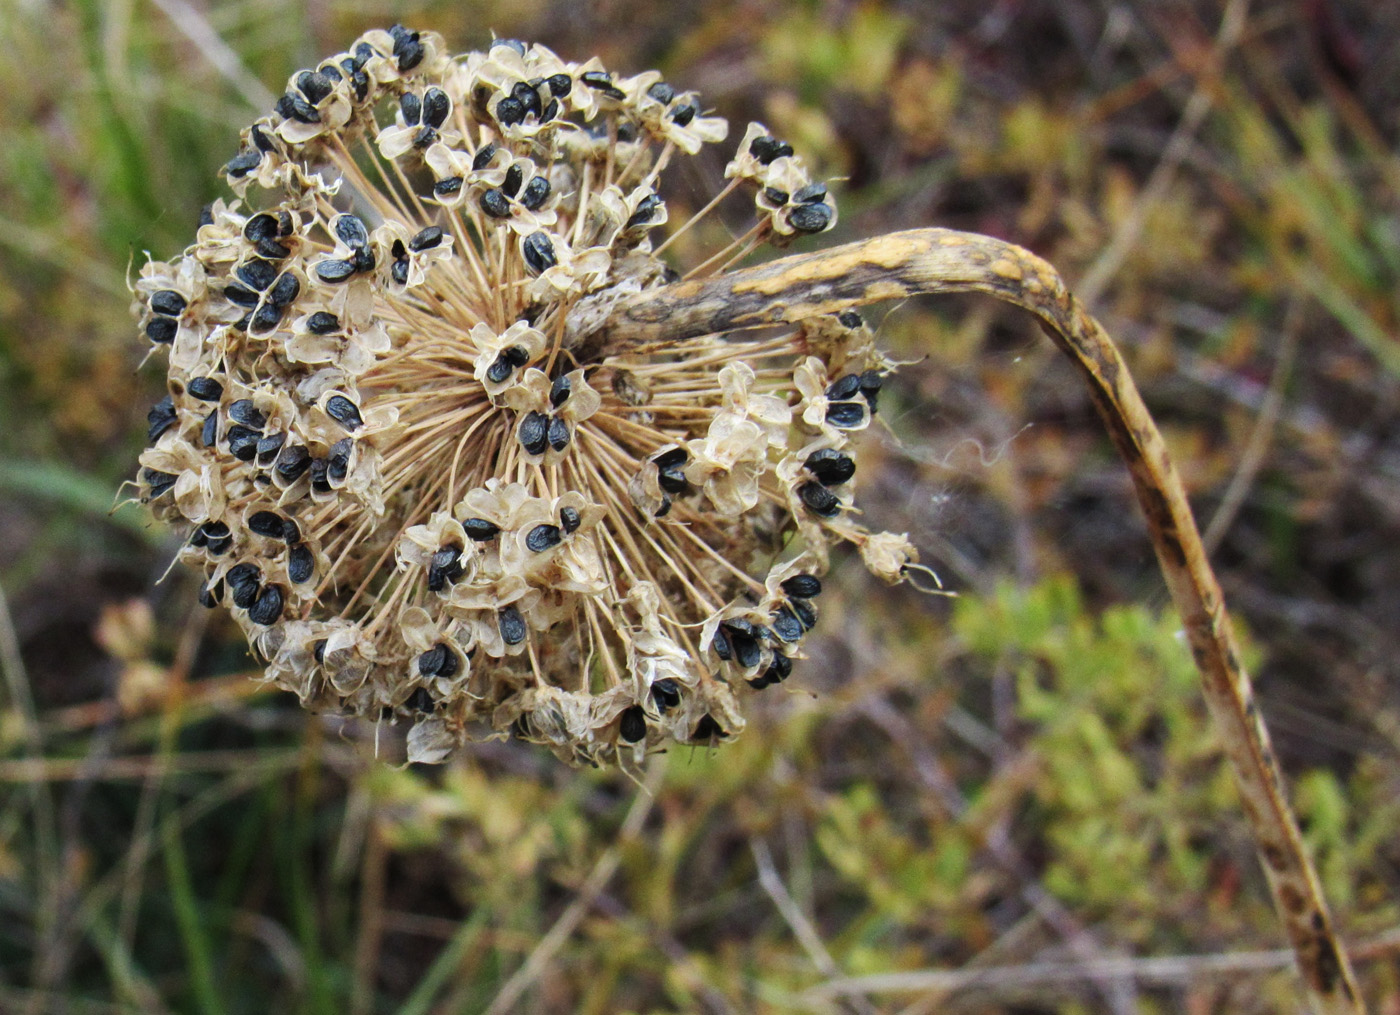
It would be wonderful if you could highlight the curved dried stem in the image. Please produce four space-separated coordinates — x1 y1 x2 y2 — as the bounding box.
577 228 1365 1015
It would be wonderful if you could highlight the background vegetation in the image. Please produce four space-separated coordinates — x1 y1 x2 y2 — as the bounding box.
2 0 1398 1011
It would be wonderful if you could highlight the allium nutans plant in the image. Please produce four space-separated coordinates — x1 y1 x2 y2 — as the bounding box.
128 27 1361 1013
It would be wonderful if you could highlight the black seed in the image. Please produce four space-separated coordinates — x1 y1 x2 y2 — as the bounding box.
277 211 294 237
711 626 732 661
518 411 548 455
751 650 792 688
487 354 514 384
434 177 463 198
280 92 321 123
318 63 342 83
227 425 260 461
223 283 260 308
520 175 550 210
825 374 861 401
232 312 252 332
521 231 556 274
391 258 409 285
395 39 424 72
306 311 340 334
225 149 261 177
297 70 333 104
781 574 822 599
859 370 882 410
198 520 231 554
146 396 177 442
227 563 261 608
244 212 277 243
647 81 675 105
541 97 559 121
788 202 832 233
313 638 328 663
255 431 286 465
267 272 300 308
791 597 818 630
542 378 571 412
399 92 422 126
559 506 581 534
406 687 434 712
316 259 356 283
249 302 284 335
325 395 363 430
418 643 453 678
749 135 793 164
526 524 562 552
511 80 542 119
502 163 524 199
625 193 662 230
187 376 224 402
200 410 219 448
495 96 525 127
288 544 314 584
229 399 266 429
427 546 463 592
619 706 647 743
799 482 840 517
655 494 673 518
255 236 292 259
461 517 500 541
335 215 370 250
504 345 530 367
327 437 352 482
471 143 498 172
248 584 283 625
794 181 828 204
546 415 570 452
657 467 688 495
276 444 311 481
150 290 186 317
409 226 444 251
825 401 866 428
692 715 726 741
669 101 697 127
771 606 804 643
248 511 286 539
651 678 681 711
251 124 276 153
145 316 177 343
747 672 776 690
580 70 625 100
309 457 331 493
480 188 511 218
838 310 863 329
416 87 448 129
805 448 855 486
546 73 572 97
498 606 527 645
491 37 526 55
198 578 223 609
726 624 761 668
198 203 215 227
763 186 790 206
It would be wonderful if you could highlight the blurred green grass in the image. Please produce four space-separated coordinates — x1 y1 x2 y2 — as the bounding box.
3 0 1400 1012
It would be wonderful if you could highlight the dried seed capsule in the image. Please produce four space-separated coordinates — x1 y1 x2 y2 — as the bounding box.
559 505 581 534
788 202 832 233
749 135 793 164
498 605 527 645
619 706 647 743
288 544 314 584
798 481 840 517
325 395 363 430
480 188 511 218
780 574 822 599
229 399 267 429
522 231 556 274
276 444 311 482
147 395 177 442
825 400 866 428
771 605 804 643
793 181 828 204
267 272 300 308
198 578 223 609
226 425 260 462
805 448 855 486
518 411 548 456
427 546 463 591
651 678 681 711
316 259 356 283
200 410 219 448
145 317 178 343
409 226 444 251
549 375 571 408
149 290 187 317
461 517 500 541
227 563 261 609
526 524 562 552
519 176 550 211
223 283 260 308
248 584 284 626
546 415 570 452
187 376 223 402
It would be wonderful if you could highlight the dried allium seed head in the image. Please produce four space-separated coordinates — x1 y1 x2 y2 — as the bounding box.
130 26 918 765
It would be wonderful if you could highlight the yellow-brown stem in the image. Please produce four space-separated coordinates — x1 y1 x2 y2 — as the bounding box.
578 227 1364 1015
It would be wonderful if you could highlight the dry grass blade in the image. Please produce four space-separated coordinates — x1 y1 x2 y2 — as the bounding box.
580 227 1365 1015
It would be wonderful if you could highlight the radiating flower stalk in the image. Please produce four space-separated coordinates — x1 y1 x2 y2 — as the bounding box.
130 27 1362 1012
